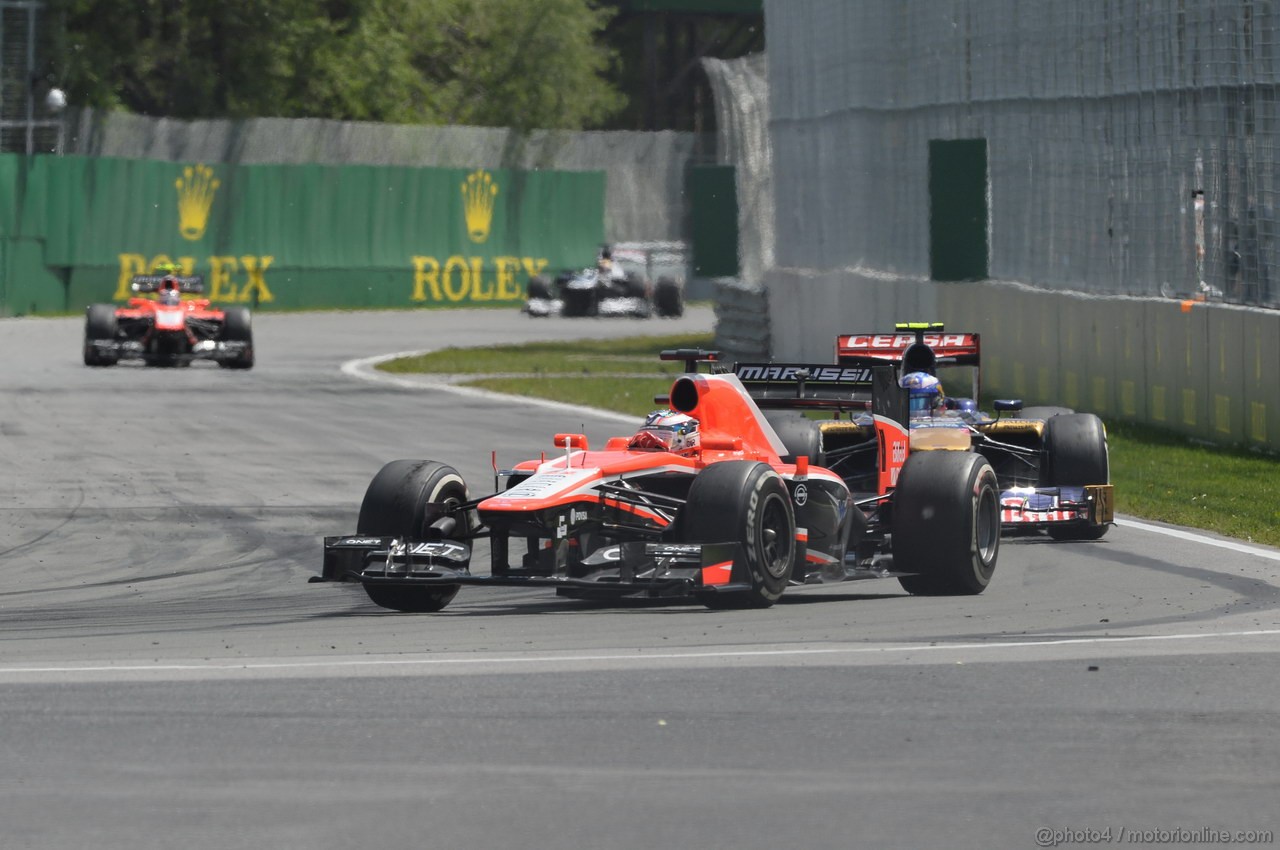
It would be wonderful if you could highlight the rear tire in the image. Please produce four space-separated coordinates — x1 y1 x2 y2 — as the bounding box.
219 307 254 370
1042 414 1110 540
681 461 796 609
526 274 553 300
83 304 119 366
654 277 684 317
764 413 824 465
894 451 1000 595
357 460 467 612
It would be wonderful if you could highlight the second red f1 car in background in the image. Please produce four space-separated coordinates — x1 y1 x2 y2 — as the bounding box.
83 269 255 369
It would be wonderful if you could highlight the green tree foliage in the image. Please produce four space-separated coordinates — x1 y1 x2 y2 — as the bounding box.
51 0 624 130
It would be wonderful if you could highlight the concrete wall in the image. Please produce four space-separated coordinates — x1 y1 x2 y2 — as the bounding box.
766 270 1280 449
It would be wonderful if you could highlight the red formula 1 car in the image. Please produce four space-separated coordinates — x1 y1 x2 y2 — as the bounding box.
83 272 254 369
319 348 1002 613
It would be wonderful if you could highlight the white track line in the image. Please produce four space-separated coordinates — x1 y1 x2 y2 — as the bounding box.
3 628 1279 677
341 351 636 424
1115 517 1280 561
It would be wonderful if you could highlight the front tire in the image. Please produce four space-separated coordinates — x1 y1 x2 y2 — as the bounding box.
356 460 467 612
894 451 1000 595
1042 413 1110 541
681 461 796 609
219 307 254 370
83 304 119 366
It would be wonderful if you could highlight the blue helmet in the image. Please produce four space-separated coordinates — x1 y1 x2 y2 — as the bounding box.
900 371 943 416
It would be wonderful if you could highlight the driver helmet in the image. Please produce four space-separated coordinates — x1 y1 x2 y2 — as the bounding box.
158 276 181 305
900 371 944 417
628 409 700 454
596 245 616 276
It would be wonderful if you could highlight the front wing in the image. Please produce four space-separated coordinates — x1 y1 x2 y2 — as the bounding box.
322 535 750 598
523 296 651 318
87 337 250 363
1000 484 1114 530
320 535 908 598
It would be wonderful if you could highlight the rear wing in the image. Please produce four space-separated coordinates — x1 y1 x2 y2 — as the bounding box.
837 323 981 402
836 330 981 367
732 362 874 410
130 274 205 294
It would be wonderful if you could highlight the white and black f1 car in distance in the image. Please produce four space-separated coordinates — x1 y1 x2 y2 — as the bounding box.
319 349 1002 613
524 243 685 319
84 271 254 368
828 323 1113 540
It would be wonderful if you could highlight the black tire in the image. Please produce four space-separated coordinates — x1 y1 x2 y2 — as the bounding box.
623 271 649 299
526 274 553 300
83 304 119 366
356 460 467 612
764 412 824 465
1042 413 1110 541
562 288 597 318
653 277 684 317
894 451 1000 595
364 583 458 613
219 307 255 370
680 461 796 609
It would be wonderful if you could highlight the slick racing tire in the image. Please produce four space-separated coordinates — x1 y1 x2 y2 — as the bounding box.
526 274 553 300
763 412 824 465
83 304 119 366
653 277 684 318
682 461 796 609
356 460 468 612
893 451 1000 596
1042 413 1110 541
218 307 255 370
623 271 649 299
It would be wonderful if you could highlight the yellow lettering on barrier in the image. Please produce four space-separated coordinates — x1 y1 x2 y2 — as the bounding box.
241 256 274 303
209 256 239 301
470 257 494 301
410 255 549 303
521 257 548 279
114 254 197 298
411 256 442 302
442 256 470 302
115 254 147 299
495 257 522 300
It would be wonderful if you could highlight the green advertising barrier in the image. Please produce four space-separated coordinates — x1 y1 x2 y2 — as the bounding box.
0 154 605 314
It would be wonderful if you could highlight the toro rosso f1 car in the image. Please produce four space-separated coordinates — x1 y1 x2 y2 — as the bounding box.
83 271 254 369
833 323 1114 540
320 348 1002 613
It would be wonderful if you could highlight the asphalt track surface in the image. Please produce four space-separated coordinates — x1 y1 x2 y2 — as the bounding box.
2 308 1278 850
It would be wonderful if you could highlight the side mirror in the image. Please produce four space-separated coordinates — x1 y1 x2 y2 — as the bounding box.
553 433 589 451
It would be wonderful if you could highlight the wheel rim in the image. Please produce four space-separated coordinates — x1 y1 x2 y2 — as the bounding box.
758 492 794 579
976 484 999 563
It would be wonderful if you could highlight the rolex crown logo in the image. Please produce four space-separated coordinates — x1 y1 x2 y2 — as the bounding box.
175 164 220 241
461 169 498 244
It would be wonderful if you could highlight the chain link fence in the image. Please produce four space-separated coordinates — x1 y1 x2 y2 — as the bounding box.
0 0 62 154
765 0 1280 309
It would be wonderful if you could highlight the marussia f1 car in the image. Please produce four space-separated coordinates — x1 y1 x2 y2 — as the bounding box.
83 271 254 369
829 323 1114 540
524 245 684 319
320 346 1004 613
